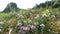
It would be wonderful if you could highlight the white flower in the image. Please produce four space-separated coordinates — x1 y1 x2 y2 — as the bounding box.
17 21 22 26
30 13 32 15
17 14 22 17
27 25 31 27
40 24 45 27
0 21 4 24
28 20 32 22
24 21 27 23
51 14 55 18
42 14 47 18
34 22 38 25
0 29 2 32
35 14 40 19
17 14 24 18
31 25 36 29
17 14 20 16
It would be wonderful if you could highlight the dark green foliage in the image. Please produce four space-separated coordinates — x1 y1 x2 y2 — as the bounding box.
3 2 20 13
33 1 60 9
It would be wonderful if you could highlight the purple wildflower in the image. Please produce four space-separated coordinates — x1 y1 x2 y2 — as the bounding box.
21 26 30 31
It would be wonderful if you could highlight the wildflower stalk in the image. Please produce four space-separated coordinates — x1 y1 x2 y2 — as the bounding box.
8 28 12 34
41 28 44 34
40 24 45 34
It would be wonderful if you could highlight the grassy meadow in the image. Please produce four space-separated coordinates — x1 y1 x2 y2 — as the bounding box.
0 8 60 34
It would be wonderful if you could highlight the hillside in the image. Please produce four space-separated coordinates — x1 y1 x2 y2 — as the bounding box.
0 8 60 34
